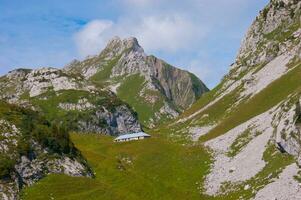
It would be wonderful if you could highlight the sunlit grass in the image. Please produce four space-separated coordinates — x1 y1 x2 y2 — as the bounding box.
22 133 211 200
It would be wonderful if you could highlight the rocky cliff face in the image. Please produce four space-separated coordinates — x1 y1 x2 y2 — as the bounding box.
219 0 301 162
228 0 300 82
0 67 141 135
65 37 209 127
0 101 92 199
273 95 301 163
159 0 301 198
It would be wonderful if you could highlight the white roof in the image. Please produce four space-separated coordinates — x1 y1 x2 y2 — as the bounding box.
115 132 150 140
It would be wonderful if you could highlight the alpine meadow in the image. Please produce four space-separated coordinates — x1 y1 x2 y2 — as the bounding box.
0 0 301 199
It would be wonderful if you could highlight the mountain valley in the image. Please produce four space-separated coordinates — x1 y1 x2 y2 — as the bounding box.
0 0 301 199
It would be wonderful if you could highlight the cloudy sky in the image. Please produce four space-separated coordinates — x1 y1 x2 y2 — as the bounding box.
0 0 268 88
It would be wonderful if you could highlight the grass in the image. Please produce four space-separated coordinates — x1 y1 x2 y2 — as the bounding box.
90 55 121 83
189 72 209 99
211 143 294 200
180 82 224 119
31 90 89 120
200 63 301 142
21 133 211 200
163 84 241 141
21 133 295 200
195 87 241 126
227 129 262 158
117 74 168 127
172 79 241 129
263 10 300 43
0 101 83 178
29 89 126 131
12 65 301 200
148 81 240 145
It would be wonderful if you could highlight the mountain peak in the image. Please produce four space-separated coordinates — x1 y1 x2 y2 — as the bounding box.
104 36 144 55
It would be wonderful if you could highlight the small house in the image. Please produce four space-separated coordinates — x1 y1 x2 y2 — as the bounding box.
114 132 151 142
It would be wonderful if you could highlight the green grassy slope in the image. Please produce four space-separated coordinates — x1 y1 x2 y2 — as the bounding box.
28 89 127 132
90 55 122 85
22 133 211 200
0 101 84 179
20 132 294 200
208 143 294 200
117 74 172 127
160 63 301 144
201 63 301 142
19 64 301 200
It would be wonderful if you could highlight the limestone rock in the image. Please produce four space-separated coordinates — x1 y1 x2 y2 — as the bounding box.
0 66 142 136
65 36 209 127
0 102 92 199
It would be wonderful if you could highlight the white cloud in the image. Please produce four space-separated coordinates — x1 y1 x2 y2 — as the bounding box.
74 15 206 57
74 0 258 58
74 20 113 57
121 0 154 7
118 0 169 8
73 0 268 86
135 15 205 52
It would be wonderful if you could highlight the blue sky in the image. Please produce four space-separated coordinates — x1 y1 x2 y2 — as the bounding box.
0 0 268 88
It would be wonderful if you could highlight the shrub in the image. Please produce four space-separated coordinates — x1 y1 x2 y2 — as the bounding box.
262 7 269 19
278 1 285 8
17 137 31 156
0 154 15 178
0 101 78 157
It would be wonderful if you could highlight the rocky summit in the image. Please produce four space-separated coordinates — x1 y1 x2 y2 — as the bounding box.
0 34 208 199
1 0 301 199
165 0 301 198
65 36 209 127
0 67 141 136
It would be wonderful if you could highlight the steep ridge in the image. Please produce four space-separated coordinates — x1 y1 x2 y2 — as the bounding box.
157 0 301 198
65 37 209 127
1 0 300 199
0 101 92 199
0 36 209 200
0 67 141 136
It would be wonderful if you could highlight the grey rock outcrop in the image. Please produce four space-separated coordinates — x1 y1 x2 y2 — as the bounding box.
65 36 209 127
228 0 301 164
229 0 301 76
0 114 92 200
0 66 142 136
273 95 301 165
78 105 141 135
165 1 300 196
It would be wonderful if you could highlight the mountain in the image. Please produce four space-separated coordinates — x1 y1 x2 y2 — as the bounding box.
65 37 209 127
160 0 301 198
0 101 92 199
0 67 141 136
0 36 208 199
0 37 208 133
2 0 301 199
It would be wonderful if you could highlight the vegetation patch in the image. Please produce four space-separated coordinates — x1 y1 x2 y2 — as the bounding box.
263 9 300 43
209 143 294 200
201 64 301 142
22 133 211 200
0 154 15 178
0 101 78 156
91 55 122 83
29 89 126 131
117 74 168 127
227 128 262 158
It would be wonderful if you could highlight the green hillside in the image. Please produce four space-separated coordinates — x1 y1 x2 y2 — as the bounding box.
22 133 211 200
21 131 294 200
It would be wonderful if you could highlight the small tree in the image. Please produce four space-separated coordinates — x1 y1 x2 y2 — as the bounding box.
262 7 269 19
273 0 285 8
0 154 15 178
